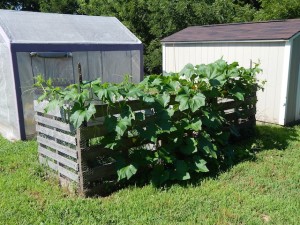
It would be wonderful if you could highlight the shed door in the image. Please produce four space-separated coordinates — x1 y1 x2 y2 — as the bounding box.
31 52 75 85
18 52 75 139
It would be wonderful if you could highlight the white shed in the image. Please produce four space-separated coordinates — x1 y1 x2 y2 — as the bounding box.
0 10 143 140
161 19 300 126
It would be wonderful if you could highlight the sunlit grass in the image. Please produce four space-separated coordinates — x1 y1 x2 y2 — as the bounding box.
0 125 300 224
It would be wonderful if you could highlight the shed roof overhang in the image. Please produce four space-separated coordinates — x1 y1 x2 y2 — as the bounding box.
0 9 142 45
161 19 300 43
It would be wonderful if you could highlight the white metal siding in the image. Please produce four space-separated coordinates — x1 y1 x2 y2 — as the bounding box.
286 34 300 123
163 42 286 124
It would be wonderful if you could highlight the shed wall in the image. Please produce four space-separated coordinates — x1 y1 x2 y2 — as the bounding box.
17 50 142 138
0 43 20 139
163 42 286 124
286 35 300 123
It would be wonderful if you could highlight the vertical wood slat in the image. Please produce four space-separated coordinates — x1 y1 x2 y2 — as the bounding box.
76 130 86 194
76 63 88 194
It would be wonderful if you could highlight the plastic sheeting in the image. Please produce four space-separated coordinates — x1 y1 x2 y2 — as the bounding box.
0 43 20 140
0 10 141 44
0 9 142 140
17 50 141 138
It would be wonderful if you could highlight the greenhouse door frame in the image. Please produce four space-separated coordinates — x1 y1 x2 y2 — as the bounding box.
11 43 143 140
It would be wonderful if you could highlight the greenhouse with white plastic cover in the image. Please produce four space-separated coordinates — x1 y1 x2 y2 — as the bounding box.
0 9 143 140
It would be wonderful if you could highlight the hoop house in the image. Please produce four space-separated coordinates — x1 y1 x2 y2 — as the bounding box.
0 10 143 140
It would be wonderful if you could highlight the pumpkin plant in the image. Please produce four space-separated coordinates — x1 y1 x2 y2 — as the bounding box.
34 59 262 186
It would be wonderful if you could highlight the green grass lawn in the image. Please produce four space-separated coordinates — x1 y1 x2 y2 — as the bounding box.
1 125 300 225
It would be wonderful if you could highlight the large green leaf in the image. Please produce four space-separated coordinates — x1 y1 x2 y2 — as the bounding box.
170 160 190 181
69 103 96 129
151 165 170 186
229 86 245 101
96 88 108 100
157 147 174 164
107 86 119 103
44 99 62 113
175 94 189 111
193 156 209 172
117 164 138 180
139 123 158 143
156 92 170 108
195 64 207 76
126 87 143 98
104 115 118 133
116 116 132 136
188 93 206 112
168 81 181 92
143 95 155 103
151 77 162 86
233 92 244 101
205 61 227 87
179 63 195 79
185 120 202 132
198 134 218 159
85 104 96 121
70 109 85 129
180 137 198 155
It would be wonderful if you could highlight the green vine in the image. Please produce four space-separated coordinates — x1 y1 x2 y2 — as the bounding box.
35 59 263 186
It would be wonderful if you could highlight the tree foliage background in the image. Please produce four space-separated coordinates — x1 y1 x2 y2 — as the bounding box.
1 0 299 74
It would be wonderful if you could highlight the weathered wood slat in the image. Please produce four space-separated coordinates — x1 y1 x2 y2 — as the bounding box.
81 106 255 141
37 125 76 145
79 126 109 140
81 146 113 159
37 136 77 158
94 100 153 118
38 146 78 171
35 115 74 132
57 165 79 182
84 163 116 181
236 118 256 129
218 96 256 110
87 117 105 126
224 108 256 121
34 100 63 118
39 156 79 182
80 115 156 140
39 155 58 170
82 138 152 160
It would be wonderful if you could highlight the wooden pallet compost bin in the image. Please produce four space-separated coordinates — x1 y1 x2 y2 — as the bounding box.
34 94 256 196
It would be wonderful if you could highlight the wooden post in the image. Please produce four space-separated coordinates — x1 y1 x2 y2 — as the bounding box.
78 63 83 88
76 63 88 195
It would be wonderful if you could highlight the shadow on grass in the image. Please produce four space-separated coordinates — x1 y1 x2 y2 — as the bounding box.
90 125 300 197
234 124 299 152
170 124 300 189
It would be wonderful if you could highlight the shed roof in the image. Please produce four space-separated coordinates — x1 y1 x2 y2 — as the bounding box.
161 19 300 43
0 10 141 44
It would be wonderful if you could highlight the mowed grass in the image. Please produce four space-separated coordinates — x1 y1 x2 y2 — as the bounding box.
0 125 300 225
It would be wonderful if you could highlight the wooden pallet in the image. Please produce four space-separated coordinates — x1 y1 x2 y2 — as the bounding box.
34 94 256 196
